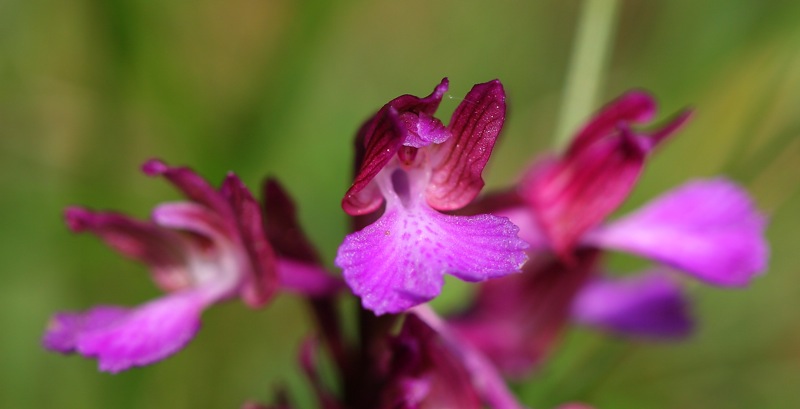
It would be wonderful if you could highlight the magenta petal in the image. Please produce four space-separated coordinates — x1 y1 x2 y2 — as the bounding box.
573 272 693 338
78 292 206 373
335 204 528 315
427 80 507 211
587 179 768 286
43 306 129 353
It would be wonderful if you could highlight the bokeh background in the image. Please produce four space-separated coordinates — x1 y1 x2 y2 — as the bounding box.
2 0 799 408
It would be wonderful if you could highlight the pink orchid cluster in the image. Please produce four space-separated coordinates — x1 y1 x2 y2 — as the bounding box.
43 78 768 409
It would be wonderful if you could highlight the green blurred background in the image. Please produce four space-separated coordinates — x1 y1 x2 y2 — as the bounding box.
2 0 799 408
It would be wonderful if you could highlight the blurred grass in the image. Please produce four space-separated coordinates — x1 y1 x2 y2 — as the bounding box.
1 0 799 408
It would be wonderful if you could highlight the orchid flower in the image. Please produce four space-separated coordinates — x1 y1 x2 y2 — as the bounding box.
449 91 769 375
335 78 528 315
43 160 336 372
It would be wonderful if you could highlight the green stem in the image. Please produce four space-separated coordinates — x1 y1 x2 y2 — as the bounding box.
553 0 621 151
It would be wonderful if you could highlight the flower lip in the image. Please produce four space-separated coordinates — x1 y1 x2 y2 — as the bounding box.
336 202 528 315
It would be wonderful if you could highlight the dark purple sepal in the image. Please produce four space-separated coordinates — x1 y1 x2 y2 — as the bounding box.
262 179 345 297
572 271 694 339
427 80 507 211
343 107 406 215
387 77 449 118
343 79 450 216
64 207 190 292
262 178 323 264
221 174 280 308
567 90 657 155
449 250 600 377
521 92 691 260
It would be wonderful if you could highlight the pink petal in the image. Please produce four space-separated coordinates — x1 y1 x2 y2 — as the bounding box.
586 179 768 286
572 272 693 338
335 203 528 315
427 80 507 211
56 291 209 373
43 306 129 353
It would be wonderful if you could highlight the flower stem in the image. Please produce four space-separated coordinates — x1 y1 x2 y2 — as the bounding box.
553 0 621 151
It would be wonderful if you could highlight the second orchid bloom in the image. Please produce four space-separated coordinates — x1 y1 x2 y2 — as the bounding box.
335 79 529 315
